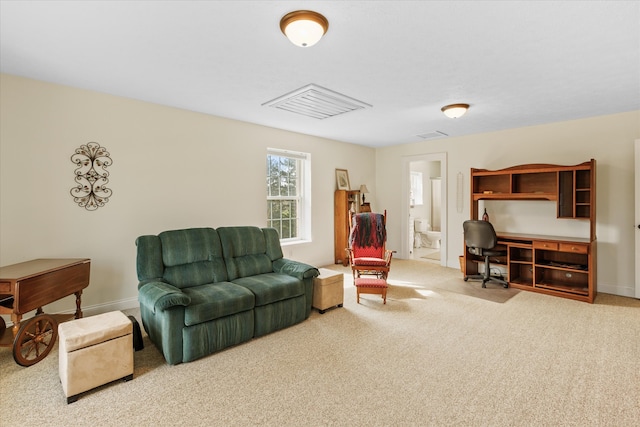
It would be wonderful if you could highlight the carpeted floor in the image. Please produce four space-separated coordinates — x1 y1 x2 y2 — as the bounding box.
361 258 519 304
1 260 639 426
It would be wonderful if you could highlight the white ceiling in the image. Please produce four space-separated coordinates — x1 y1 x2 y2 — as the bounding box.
1 1 639 147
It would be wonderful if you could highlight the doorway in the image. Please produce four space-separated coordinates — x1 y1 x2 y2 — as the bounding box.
401 153 447 266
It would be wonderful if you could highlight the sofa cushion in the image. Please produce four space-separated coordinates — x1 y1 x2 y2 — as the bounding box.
182 282 255 326
232 273 304 306
159 228 228 288
218 227 273 280
163 260 227 289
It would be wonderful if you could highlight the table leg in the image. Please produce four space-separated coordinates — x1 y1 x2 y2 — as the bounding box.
74 290 83 319
11 313 22 336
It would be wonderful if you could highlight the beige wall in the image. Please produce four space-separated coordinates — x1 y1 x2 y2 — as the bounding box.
1 73 638 321
377 110 640 297
0 74 375 316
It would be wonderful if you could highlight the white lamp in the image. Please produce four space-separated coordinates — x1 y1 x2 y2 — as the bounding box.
441 103 470 119
280 10 329 47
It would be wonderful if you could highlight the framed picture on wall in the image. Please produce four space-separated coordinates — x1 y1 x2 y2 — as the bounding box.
336 169 351 190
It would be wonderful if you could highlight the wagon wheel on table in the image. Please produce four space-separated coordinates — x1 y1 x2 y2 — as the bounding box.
13 313 58 366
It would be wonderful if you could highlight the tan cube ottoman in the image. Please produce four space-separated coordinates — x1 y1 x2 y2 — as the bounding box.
58 310 133 403
313 268 344 313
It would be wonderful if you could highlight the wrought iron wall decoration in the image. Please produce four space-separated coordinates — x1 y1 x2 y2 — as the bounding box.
70 142 113 210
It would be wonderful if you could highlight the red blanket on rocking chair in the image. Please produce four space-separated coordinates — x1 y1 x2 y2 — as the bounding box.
349 213 386 259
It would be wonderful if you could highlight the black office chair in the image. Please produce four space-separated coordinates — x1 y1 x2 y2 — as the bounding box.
463 220 508 288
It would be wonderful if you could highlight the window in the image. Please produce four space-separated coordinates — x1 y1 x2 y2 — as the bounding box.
410 171 423 206
267 148 311 242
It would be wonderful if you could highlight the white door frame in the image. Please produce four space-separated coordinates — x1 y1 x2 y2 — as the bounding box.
635 139 640 298
400 153 448 266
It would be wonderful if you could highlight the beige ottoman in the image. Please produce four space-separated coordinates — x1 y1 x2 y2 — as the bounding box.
58 311 133 403
313 268 344 313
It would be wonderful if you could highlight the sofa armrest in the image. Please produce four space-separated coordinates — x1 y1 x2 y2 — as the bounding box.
272 258 320 280
138 282 191 313
273 258 319 320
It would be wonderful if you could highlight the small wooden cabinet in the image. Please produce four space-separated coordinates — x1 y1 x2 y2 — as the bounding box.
334 190 360 265
465 160 597 303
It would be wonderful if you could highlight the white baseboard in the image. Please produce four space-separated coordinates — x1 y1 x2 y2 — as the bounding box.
78 296 140 317
1 297 139 328
598 283 637 299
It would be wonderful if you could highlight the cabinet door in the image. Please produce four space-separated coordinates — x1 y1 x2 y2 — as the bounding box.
558 170 574 217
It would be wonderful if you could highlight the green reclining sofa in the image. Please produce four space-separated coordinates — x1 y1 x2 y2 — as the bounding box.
136 226 319 365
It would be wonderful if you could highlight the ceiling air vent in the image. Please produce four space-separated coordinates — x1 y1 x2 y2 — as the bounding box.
262 84 372 119
417 131 448 140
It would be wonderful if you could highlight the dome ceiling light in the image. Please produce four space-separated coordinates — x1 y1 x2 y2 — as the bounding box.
441 103 470 119
280 10 329 47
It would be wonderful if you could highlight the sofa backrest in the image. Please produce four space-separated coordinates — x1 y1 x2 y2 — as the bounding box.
136 234 164 285
217 226 283 281
262 227 284 261
136 227 228 289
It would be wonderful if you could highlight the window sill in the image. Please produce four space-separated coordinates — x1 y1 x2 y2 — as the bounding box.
280 239 312 247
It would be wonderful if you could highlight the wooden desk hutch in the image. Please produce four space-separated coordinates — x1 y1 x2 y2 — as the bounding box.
463 160 597 303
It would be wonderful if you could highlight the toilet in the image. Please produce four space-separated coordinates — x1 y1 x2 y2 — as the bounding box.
414 218 441 249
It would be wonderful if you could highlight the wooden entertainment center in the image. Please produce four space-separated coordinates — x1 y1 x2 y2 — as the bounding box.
463 160 597 303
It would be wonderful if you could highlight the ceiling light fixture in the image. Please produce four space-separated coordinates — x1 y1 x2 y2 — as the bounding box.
280 10 329 47
441 103 470 119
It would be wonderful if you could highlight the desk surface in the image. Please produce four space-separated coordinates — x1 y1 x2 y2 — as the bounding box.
496 232 592 244
0 258 90 282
